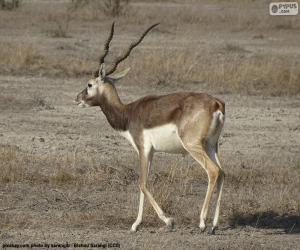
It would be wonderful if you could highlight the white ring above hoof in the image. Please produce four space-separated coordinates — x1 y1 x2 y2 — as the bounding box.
130 224 139 232
166 217 175 229
199 224 206 232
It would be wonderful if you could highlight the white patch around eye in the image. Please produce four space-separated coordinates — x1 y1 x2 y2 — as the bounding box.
87 84 98 97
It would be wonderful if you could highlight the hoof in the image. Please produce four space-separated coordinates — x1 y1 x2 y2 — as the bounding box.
208 227 216 235
130 224 139 233
159 218 175 232
199 225 206 233
166 217 175 229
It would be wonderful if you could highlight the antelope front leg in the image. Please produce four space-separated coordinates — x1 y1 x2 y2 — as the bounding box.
138 149 174 229
131 151 153 232
131 191 145 232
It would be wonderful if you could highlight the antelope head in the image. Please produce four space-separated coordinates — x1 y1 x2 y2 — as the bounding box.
75 22 159 108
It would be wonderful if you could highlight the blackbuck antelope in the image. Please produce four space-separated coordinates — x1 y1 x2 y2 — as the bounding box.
75 23 225 234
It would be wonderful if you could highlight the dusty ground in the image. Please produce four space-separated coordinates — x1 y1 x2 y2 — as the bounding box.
0 1 300 249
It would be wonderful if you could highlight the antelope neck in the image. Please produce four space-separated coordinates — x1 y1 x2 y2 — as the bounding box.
99 87 129 131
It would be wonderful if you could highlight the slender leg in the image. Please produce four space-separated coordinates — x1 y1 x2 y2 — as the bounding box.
211 167 224 234
210 144 225 234
131 192 145 232
139 148 173 228
203 143 225 234
214 144 222 167
131 151 153 232
183 142 220 232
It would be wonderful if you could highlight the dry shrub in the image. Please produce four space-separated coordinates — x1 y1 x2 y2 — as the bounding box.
50 56 94 76
203 54 300 95
129 49 300 95
0 145 136 186
0 146 64 184
0 42 45 73
1 145 299 231
223 43 250 53
222 160 300 231
0 41 299 95
0 146 25 183
0 94 23 110
127 155 300 230
46 13 73 38
70 0 130 20
0 92 54 111
0 42 94 76
129 49 201 86
0 0 20 10
118 1 299 32
99 0 130 17
0 145 52 184
31 93 54 110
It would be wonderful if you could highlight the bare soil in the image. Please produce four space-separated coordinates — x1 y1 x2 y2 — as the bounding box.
0 1 300 249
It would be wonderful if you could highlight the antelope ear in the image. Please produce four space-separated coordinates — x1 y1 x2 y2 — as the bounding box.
98 64 106 80
107 67 130 82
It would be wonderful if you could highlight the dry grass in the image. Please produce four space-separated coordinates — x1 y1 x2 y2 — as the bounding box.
1 145 299 232
0 43 45 73
0 145 136 186
139 157 300 231
71 0 130 18
0 92 54 111
0 1 299 95
129 50 300 95
1 42 298 95
114 1 300 32
0 1 299 247
225 163 300 230
0 42 94 76
46 13 73 38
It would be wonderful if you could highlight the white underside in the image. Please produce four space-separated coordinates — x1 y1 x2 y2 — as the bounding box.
206 110 224 166
120 112 224 156
207 110 224 147
120 124 186 155
144 124 186 154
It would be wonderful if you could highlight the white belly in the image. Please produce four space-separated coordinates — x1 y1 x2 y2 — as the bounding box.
120 124 186 154
143 124 185 154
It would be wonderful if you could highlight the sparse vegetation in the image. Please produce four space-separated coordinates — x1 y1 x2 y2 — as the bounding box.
223 43 249 54
0 0 298 95
0 0 20 10
0 42 94 76
0 145 299 233
0 145 136 186
0 0 299 248
32 93 54 110
100 0 130 17
46 9 75 38
0 43 299 95
129 50 300 96
71 0 130 17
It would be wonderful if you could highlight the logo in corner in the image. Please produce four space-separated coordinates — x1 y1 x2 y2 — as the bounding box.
269 2 298 15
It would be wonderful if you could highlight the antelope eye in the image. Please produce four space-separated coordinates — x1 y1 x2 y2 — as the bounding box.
87 83 92 88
